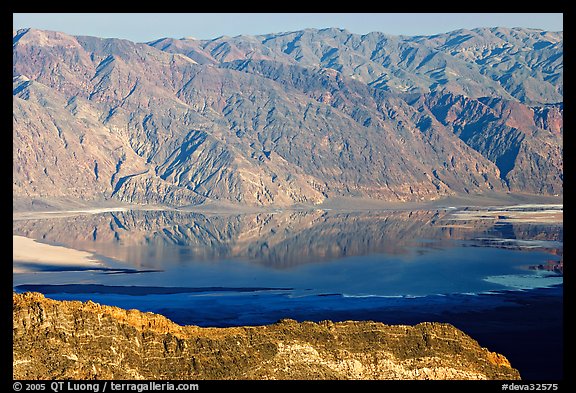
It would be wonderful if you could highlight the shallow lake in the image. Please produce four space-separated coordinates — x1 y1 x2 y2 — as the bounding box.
13 206 563 379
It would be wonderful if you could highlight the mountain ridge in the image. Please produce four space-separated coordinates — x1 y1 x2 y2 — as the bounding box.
13 27 562 209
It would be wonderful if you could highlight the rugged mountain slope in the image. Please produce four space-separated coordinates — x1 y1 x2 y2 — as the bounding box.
13 29 326 207
408 91 563 194
13 27 562 209
13 292 521 380
154 27 562 104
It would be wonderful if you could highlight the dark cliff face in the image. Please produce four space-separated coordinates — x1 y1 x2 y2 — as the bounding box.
13 292 521 380
13 27 562 209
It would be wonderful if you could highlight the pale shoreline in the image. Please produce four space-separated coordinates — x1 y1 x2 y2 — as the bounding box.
13 235 105 274
12 206 169 221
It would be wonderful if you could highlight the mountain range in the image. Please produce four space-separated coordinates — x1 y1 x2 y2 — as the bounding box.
13 27 563 209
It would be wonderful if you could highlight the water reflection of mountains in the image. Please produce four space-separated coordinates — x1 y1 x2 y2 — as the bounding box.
13 209 562 268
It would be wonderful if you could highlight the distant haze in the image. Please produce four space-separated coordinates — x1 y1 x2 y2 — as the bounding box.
13 13 563 43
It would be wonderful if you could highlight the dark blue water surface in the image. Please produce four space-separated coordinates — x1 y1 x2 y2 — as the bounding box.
13 207 563 379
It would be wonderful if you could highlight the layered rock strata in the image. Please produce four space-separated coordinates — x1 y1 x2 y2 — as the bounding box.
13 292 520 380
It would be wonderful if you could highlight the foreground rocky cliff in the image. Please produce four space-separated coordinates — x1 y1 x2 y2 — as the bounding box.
13 292 520 380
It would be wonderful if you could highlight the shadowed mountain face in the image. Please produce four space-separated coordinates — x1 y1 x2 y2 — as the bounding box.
13 27 562 209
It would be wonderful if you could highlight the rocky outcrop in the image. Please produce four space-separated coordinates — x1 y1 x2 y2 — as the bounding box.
13 292 520 380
